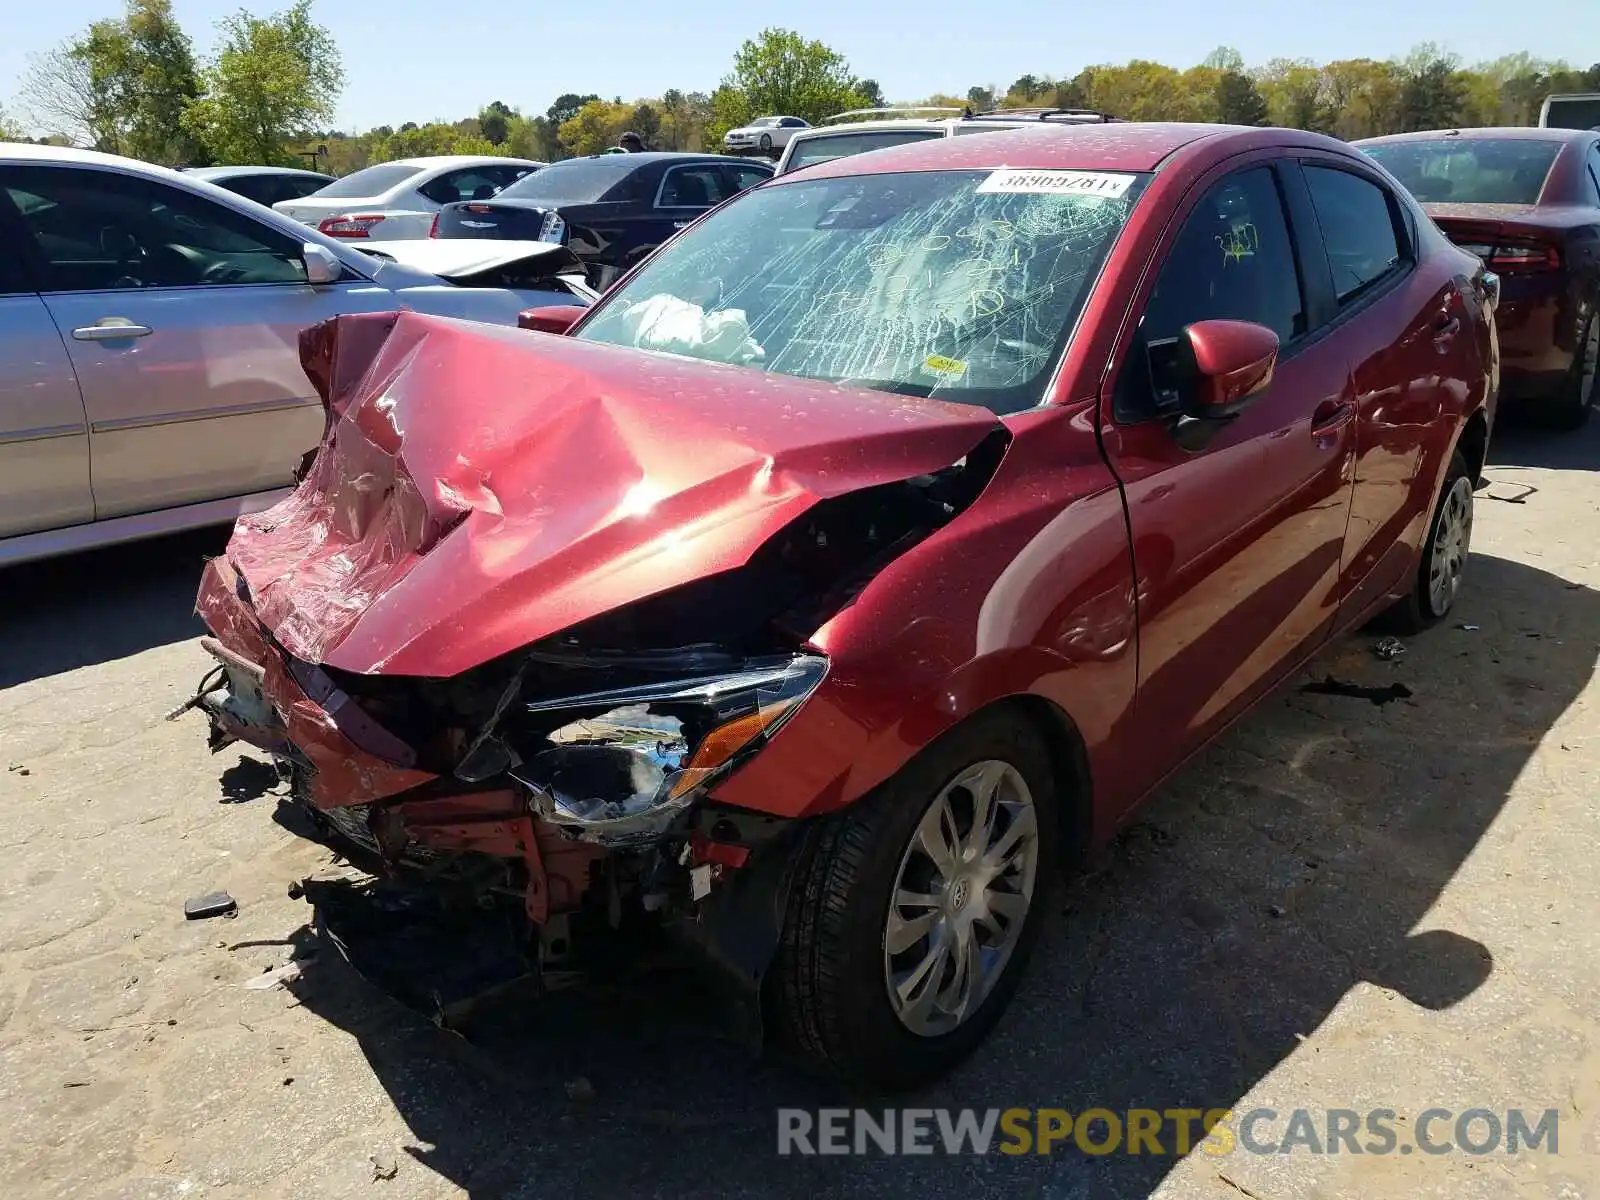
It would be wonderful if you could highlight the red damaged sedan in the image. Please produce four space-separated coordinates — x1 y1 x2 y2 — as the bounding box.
1358 127 1600 427
182 122 1497 1091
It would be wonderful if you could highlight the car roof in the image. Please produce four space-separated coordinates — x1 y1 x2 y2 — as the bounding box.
1356 127 1596 146
560 151 758 164
790 118 954 136
387 155 541 168
187 165 332 180
775 122 1314 181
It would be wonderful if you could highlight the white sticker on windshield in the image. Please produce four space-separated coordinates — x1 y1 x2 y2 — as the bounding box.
976 169 1134 198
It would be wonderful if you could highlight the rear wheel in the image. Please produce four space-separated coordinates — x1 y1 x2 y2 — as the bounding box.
771 710 1059 1091
1548 311 1598 430
1378 450 1474 634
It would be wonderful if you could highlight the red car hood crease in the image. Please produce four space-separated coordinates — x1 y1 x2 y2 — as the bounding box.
229 311 1004 678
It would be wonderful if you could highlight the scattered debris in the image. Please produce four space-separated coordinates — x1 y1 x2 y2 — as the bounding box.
1372 636 1407 661
1483 481 1536 504
370 1153 399 1181
7 762 29 776
183 891 237 920
282 1077 294 1086
62 1081 89 1088
243 962 302 990
1457 624 1480 632
1218 1173 1268 1199
1268 905 1287 919
1299 677 1414 707
565 1076 597 1102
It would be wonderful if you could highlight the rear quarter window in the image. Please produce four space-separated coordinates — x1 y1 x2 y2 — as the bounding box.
1303 166 1407 304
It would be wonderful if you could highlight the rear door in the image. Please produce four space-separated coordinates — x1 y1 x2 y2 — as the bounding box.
1 164 375 518
1101 159 1358 804
0 224 92 538
1291 157 1479 624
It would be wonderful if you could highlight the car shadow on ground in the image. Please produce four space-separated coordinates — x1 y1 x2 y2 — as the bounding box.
270 548 1599 1200
1485 406 1600 473
0 528 223 689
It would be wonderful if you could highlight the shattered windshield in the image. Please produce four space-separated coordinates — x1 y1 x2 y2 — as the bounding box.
574 168 1149 413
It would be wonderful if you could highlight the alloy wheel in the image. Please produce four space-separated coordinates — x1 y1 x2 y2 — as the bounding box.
883 759 1040 1038
1427 475 1474 617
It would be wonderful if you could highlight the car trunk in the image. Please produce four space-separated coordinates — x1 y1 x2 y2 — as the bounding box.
433 201 561 241
1425 204 1565 273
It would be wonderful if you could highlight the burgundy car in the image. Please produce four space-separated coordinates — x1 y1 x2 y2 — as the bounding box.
1358 127 1600 427
181 123 1497 1092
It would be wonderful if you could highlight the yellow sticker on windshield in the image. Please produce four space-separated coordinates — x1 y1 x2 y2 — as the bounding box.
923 354 968 380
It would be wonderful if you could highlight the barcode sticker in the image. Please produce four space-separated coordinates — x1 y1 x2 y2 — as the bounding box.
976 169 1135 198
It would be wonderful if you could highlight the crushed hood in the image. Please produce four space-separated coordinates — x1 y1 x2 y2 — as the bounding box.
225 310 1002 677
354 239 582 284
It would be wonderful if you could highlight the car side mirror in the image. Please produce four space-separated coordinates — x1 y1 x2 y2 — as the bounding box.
1179 319 1279 419
517 305 583 335
302 243 342 285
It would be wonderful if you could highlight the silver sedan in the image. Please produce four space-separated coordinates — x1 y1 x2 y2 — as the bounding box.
0 144 593 566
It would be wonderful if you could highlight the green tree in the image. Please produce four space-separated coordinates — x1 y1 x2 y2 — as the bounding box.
547 92 600 127
478 100 514 145
628 102 661 147
182 1 344 165
558 98 634 156
1257 58 1330 132
123 0 203 162
713 28 868 137
1215 69 1269 125
856 79 885 108
966 85 995 111
0 104 22 141
1396 43 1467 131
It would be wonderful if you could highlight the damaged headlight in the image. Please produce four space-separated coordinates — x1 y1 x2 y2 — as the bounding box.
507 654 826 843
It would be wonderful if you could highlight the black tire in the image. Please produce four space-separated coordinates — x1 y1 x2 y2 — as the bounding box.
1547 311 1598 431
770 708 1060 1092
1376 449 1474 634
758 132 773 152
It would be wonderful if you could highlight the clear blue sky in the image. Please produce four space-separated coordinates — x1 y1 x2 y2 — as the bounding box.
5 0 1596 133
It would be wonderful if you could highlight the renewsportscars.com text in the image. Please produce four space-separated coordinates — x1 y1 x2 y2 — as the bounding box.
776 1107 1561 1157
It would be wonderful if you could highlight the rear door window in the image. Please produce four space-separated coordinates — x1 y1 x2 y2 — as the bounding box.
725 164 772 193
421 168 512 205
657 165 728 208
1302 166 1406 304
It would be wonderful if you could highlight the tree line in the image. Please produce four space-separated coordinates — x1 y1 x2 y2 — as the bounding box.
5 3 1598 173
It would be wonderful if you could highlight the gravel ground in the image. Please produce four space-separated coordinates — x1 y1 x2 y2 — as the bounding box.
2 419 1597 1200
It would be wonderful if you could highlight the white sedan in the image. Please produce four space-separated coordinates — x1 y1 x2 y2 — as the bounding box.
0 143 591 566
721 116 809 156
274 155 545 241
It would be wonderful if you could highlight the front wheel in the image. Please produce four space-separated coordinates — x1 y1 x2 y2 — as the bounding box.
770 710 1059 1091
1379 449 1474 634
758 132 773 152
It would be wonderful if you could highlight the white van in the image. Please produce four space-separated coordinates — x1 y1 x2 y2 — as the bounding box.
1539 93 1600 131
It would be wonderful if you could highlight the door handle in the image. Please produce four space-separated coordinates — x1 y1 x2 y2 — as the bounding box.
1311 399 1356 437
73 318 154 341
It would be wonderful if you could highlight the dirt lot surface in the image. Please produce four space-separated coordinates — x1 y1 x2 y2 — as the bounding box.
2 421 1598 1200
